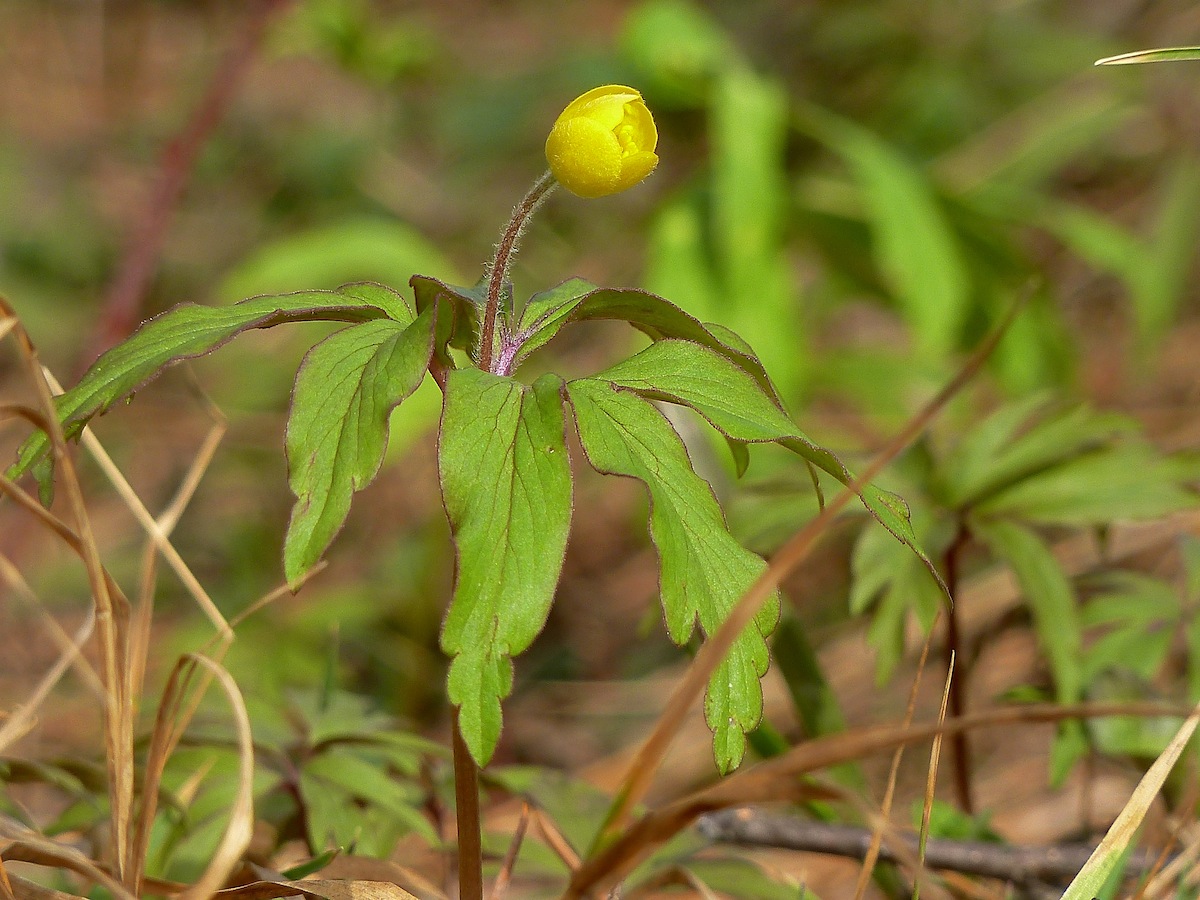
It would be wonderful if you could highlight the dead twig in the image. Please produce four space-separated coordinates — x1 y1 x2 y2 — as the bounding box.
697 808 1166 888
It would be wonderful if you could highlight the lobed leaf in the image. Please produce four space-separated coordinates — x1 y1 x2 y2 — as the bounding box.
591 339 935 578
503 281 784 404
439 369 573 766
512 277 598 364
284 306 437 584
566 377 778 772
10 283 412 484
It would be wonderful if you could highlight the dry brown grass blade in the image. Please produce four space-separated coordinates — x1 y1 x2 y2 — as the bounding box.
490 802 531 900
859 811 955 900
853 624 937 900
227 564 327 633
0 300 135 885
0 444 128 614
587 290 1026 861
532 807 583 872
127 653 254 897
39 367 232 641
0 573 96 752
0 819 136 900
314 855 449 900
211 880 419 900
176 655 254 900
912 653 955 900
4 872 87 900
0 855 15 900
129 567 325 890
566 701 1188 897
144 564 326 819
129 416 228 705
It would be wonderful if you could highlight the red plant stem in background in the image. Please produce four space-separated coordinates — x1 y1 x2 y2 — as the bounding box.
81 0 295 370
942 520 974 815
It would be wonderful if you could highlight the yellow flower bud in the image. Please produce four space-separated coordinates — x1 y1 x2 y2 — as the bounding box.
545 85 659 199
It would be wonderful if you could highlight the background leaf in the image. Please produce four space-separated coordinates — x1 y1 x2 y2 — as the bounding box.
974 444 1199 525
217 217 459 301
796 104 969 358
973 518 1084 780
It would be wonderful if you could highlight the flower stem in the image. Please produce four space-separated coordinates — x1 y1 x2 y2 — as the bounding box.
479 170 557 373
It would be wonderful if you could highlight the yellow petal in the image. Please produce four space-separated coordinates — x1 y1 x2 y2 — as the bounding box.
546 85 659 198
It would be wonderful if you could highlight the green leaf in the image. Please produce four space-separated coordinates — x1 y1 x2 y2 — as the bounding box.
566 377 777 772
284 306 437 584
303 747 438 845
770 614 866 789
409 274 486 359
951 89 1130 194
796 104 969 357
506 283 784 404
10 283 411 484
619 0 735 107
644 195 723 324
975 444 1199 526
973 519 1081 704
1137 157 1200 346
940 399 1133 508
977 519 1088 784
1037 161 1200 350
439 369 572 766
1081 572 1180 629
852 513 946 683
512 277 600 366
592 339 935 581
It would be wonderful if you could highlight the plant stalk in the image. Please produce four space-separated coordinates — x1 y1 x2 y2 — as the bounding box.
478 170 557 373
452 708 484 900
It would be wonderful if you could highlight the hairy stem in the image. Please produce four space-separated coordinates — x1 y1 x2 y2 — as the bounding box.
478 171 557 373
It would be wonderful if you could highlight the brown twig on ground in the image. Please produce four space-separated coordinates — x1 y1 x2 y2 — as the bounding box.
697 808 1165 889
82 0 295 368
566 700 1189 897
